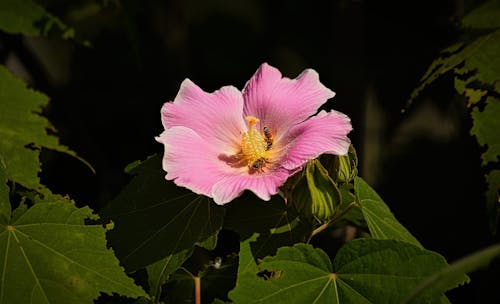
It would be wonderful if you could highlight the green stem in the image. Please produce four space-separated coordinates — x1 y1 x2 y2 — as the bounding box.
307 201 358 243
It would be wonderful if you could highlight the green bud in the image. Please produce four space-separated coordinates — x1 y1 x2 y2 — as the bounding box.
289 159 342 224
335 145 358 183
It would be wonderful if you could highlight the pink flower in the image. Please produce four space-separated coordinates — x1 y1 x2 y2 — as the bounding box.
156 63 352 205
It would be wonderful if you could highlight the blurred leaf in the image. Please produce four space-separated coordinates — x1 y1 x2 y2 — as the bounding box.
101 155 225 272
0 65 92 190
0 0 75 38
355 177 422 247
471 97 500 165
485 170 500 234
462 0 500 30
0 200 146 304
403 244 500 303
229 238 454 303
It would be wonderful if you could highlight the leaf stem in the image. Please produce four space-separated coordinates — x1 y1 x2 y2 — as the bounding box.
308 201 358 243
194 276 201 304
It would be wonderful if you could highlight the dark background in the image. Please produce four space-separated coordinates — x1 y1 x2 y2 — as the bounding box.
2 0 498 302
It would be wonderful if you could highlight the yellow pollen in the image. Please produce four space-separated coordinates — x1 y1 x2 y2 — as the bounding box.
241 116 269 166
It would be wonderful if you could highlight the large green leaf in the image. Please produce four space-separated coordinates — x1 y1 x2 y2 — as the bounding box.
471 97 500 165
101 155 225 272
0 200 146 304
354 177 422 247
0 65 90 190
0 161 10 225
229 238 458 303
462 0 500 31
404 243 500 303
0 0 75 38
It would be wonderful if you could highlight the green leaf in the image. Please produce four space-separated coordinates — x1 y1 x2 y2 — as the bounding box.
485 170 500 233
0 0 75 39
462 0 500 30
471 97 500 165
0 160 10 225
460 29 500 88
146 248 192 302
355 177 422 247
0 200 146 304
224 194 310 260
102 155 225 272
403 244 500 303
408 41 476 104
229 239 454 303
0 65 92 190
162 253 238 304
408 28 500 105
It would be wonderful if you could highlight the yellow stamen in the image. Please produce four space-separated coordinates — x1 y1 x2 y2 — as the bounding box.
241 116 269 168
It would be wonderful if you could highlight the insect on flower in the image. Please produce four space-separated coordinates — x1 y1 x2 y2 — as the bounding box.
156 63 352 205
263 126 274 151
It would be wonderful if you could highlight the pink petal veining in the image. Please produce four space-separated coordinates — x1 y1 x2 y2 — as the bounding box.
162 79 246 153
242 63 335 140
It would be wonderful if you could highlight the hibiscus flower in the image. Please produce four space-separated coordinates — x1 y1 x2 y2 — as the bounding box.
156 63 352 205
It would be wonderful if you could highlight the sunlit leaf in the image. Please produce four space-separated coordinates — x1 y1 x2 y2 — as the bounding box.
461 29 500 88
0 0 75 38
408 28 500 105
355 177 422 247
101 155 225 272
0 200 146 304
0 65 91 190
229 238 454 303
404 244 500 303
408 41 475 104
471 97 500 165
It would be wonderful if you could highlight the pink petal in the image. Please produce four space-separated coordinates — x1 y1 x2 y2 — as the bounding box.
211 168 292 204
155 126 232 199
242 63 335 140
162 79 246 153
280 110 352 170
156 126 294 205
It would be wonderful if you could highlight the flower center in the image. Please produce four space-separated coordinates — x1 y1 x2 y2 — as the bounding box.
241 116 270 170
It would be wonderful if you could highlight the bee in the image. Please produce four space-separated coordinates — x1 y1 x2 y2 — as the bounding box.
250 157 267 172
263 126 274 150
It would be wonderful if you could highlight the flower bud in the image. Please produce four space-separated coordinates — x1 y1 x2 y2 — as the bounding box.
335 145 358 183
289 159 341 224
